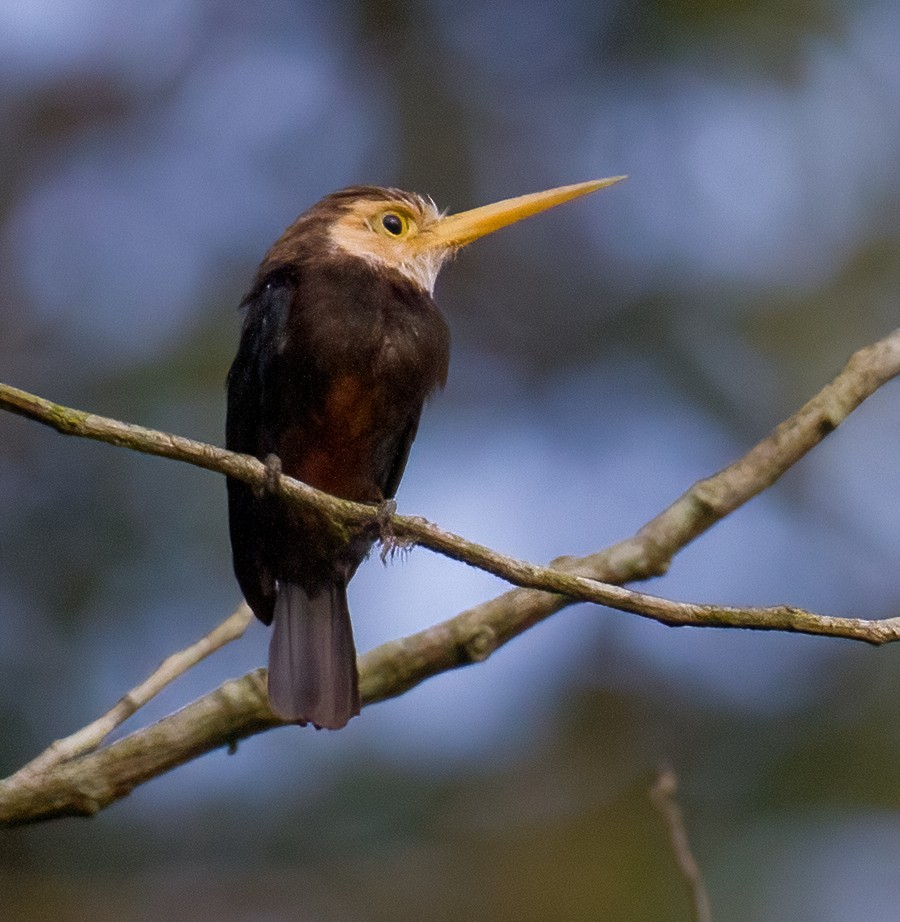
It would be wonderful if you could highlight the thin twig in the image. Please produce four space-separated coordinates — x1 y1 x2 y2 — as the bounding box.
651 767 713 922
9 604 252 784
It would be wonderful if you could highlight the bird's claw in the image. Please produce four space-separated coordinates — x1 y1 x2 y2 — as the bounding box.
375 499 406 562
254 453 283 498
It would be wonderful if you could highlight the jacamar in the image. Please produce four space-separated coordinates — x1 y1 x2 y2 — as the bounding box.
226 176 624 729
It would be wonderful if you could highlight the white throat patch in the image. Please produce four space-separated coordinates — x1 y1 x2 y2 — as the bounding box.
328 225 451 295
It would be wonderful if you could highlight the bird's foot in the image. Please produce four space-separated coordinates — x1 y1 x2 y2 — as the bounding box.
376 498 397 539
254 453 283 498
376 499 410 562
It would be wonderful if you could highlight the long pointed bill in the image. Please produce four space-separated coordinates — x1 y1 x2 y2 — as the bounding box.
426 175 626 249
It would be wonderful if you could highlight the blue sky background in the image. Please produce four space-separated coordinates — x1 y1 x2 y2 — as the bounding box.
2 2 900 919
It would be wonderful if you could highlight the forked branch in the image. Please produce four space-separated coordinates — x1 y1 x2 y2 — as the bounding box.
1 326 899 824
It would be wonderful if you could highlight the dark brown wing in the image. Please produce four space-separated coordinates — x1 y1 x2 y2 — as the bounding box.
225 270 297 625
378 414 421 502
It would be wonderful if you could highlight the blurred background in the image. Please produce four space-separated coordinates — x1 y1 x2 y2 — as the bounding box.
1 1 900 918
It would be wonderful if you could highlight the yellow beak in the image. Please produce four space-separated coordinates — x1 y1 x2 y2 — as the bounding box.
425 175 626 249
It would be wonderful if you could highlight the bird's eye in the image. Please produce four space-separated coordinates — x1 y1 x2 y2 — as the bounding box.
380 212 407 236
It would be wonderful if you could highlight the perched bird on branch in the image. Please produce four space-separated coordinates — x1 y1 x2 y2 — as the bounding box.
226 176 624 729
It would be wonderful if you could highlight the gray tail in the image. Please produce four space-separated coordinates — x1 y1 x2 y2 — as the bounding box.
267 582 360 730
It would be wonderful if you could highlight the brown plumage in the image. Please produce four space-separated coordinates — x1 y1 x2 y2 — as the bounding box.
226 178 624 729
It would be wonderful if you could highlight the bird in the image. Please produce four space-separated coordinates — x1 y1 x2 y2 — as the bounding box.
226 176 625 730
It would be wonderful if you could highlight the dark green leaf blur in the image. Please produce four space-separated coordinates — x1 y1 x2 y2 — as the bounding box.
2 1 900 918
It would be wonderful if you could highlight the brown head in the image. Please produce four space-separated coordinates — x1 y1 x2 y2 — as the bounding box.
259 176 627 295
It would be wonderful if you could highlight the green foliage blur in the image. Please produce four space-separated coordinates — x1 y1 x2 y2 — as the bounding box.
2 0 900 918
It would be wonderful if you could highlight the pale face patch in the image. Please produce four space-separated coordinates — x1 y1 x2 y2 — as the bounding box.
328 195 454 294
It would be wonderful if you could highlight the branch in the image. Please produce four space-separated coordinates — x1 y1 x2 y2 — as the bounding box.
651 767 713 922
1 326 899 823
2 330 900 637
9 604 253 785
